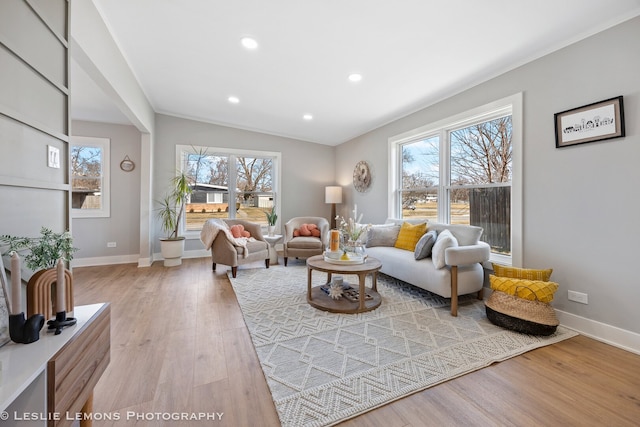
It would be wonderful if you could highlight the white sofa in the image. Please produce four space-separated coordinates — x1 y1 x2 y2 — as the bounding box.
364 219 491 316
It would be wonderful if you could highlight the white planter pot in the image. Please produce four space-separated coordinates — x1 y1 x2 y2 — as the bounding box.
268 225 275 237
160 237 185 267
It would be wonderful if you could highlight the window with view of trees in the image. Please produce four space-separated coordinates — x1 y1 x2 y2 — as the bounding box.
71 136 110 218
177 145 280 233
391 94 521 262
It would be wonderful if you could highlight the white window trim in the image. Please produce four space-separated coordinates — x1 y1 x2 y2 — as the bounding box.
71 136 111 218
176 145 282 239
388 93 522 266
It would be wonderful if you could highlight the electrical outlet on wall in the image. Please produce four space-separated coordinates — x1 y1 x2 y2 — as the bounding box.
107 242 117 248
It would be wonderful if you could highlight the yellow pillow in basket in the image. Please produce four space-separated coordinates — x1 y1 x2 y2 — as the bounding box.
492 263 553 282
394 222 427 251
489 275 559 303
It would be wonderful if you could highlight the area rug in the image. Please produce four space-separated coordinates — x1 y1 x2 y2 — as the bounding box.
228 265 578 427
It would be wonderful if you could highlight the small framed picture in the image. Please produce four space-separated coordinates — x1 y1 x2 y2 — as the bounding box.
555 96 625 148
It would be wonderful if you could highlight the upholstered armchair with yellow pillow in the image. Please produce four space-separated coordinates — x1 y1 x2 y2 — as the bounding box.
363 218 491 316
283 217 330 266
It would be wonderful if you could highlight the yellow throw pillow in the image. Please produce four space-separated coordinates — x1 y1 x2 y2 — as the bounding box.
394 222 427 251
489 275 559 303
492 263 553 282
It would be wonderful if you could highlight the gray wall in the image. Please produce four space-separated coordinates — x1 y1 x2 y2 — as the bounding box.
336 17 640 335
71 120 142 262
0 0 70 281
70 0 156 266
153 114 336 254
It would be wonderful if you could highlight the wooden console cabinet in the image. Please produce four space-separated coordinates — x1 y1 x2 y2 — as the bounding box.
0 304 110 427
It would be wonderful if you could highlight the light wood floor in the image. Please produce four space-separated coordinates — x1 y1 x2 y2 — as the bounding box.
73 258 640 427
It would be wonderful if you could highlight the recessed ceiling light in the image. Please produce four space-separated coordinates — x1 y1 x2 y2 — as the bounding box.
348 73 362 82
241 37 258 50
228 96 240 104
303 114 313 121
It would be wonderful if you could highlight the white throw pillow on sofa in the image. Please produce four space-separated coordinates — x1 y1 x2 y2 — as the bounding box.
431 229 458 269
427 222 482 246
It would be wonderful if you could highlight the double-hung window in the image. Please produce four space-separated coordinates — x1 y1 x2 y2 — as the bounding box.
390 94 522 264
71 136 110 218
176 145 281 235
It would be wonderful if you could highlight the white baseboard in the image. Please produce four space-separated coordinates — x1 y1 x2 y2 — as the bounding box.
72 254 140 267
138 257 152 268
74 250 210 268
556 309 640 355
151 249 210 263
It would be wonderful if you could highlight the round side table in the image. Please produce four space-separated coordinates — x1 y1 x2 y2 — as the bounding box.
264 234 283 265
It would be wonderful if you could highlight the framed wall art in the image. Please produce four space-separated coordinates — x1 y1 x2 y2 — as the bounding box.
555 96 625 148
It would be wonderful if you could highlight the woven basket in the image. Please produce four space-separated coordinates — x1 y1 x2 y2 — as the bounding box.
485 288 559 336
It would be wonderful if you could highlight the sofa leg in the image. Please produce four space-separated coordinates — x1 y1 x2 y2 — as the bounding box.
451 265 458 317
284 257 288 266
265 259 270 269
231 267 237 278
212 262 216 271
477 288 484 300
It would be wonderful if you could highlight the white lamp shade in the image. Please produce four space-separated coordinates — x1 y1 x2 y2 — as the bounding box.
325 186 342 204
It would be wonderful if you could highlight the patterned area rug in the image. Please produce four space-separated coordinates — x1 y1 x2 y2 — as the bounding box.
229 265 577 427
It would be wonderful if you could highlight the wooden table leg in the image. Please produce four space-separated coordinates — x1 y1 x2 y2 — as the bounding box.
450 265 458 317
358 273 365 311
80 392 93 427
307 267 312 301
371 272 378 292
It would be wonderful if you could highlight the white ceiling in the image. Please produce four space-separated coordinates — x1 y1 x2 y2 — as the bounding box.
70 0 640 146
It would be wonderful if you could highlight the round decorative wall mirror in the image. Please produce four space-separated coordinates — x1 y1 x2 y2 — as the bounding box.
120 155 135 172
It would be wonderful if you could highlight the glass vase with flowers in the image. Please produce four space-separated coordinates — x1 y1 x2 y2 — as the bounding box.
335 204 370 258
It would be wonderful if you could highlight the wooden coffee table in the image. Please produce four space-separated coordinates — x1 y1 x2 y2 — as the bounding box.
306 254 382 314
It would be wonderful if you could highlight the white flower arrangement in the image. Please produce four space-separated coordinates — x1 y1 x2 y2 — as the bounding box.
335 204 371 243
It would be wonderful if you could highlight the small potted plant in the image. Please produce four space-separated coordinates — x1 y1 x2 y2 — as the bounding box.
0 227 78 272
1 227 78 306
265 206 277 236
156 171 192 266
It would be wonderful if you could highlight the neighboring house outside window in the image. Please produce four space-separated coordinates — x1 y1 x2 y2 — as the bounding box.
389 94 522 265
176 145 281 236
71 136 110 218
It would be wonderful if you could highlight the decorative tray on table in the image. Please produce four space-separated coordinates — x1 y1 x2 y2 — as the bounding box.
323 251 365 265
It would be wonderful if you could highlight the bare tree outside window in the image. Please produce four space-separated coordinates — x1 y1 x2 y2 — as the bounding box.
178 146 278 231
236 157 273 198
399 115 512 254
401 136 439 219
450 116 512 187
71 145 103 209
450 116 512 253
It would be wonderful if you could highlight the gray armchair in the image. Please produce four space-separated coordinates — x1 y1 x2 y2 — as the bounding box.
283 217 330 266
203 219 270 278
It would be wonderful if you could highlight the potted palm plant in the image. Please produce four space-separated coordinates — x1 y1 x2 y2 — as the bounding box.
265 206 277 236
157 171 192 266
